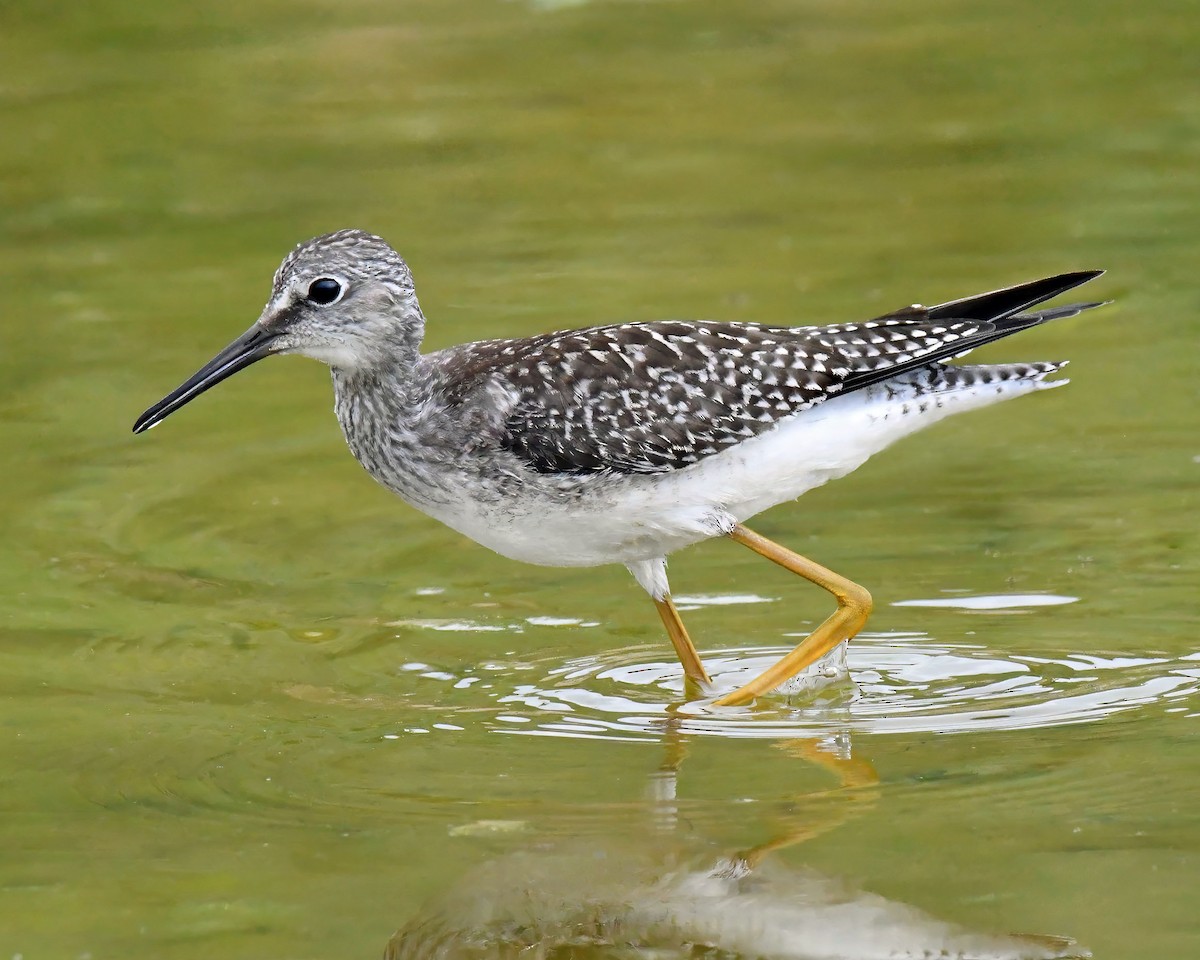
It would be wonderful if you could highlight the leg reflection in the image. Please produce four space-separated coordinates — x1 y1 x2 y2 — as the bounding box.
385 731 1086 960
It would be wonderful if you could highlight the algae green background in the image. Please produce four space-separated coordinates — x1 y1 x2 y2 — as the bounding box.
1 1 1197 957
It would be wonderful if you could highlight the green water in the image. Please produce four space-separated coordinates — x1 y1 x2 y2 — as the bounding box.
2 0 1198 957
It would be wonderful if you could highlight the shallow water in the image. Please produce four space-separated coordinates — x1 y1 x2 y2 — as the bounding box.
2 0 1198 957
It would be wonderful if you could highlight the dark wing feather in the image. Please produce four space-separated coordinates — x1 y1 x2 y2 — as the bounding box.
441 272 1103 476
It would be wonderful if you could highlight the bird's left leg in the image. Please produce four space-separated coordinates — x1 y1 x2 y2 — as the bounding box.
712 524 871 707
654 594 713 686
627 559 713 688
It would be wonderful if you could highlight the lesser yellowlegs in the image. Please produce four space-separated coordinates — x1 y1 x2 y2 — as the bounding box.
133 230 1104 706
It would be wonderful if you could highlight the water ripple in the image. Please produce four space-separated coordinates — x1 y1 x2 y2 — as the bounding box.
375 631 1200 742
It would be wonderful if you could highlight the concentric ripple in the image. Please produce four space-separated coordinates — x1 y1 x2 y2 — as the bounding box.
371 604 1200 742
470 638 1199 740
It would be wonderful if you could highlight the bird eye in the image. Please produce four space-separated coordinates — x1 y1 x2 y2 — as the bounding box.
306 277 343 305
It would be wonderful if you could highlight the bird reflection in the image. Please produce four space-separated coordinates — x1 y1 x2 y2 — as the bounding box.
384 731 1087 960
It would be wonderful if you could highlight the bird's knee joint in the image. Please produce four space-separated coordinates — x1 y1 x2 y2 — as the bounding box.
839 583 872 614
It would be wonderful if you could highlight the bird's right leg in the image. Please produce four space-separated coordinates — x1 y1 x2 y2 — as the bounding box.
712 524 872 707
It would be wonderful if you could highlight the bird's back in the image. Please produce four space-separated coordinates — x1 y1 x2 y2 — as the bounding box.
428 272 1103 480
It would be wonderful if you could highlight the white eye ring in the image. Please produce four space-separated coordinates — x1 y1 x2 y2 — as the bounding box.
306 277 345 305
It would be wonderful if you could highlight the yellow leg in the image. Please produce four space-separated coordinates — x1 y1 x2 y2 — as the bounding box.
712 523 872 707
653 595 713 687
736 738 881 868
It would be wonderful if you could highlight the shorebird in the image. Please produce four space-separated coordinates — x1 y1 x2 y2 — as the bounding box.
133 230 1104 706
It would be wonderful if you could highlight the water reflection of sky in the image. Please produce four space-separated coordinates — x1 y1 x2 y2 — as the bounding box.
379 591 1200 742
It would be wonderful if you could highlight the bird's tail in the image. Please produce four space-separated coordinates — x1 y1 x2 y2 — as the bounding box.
927 270 1106 324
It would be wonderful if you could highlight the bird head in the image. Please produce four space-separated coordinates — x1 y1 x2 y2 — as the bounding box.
133 229 424 433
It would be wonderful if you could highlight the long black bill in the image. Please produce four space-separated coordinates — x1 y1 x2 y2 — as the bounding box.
132 325 279 434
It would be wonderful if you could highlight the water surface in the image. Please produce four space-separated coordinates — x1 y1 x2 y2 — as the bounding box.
1 0 1198 957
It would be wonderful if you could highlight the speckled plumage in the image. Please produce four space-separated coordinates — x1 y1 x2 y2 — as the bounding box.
430 310 1075 476
133 229 1104 613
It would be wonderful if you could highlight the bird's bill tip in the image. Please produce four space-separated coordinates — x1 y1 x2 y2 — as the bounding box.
132 325 278 434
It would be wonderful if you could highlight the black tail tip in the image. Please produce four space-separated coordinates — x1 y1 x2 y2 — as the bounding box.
1049 269 1106 292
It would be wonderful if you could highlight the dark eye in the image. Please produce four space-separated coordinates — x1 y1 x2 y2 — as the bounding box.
306 278 343 305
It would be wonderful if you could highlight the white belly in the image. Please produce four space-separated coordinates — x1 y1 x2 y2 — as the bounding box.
412 367 1063 568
